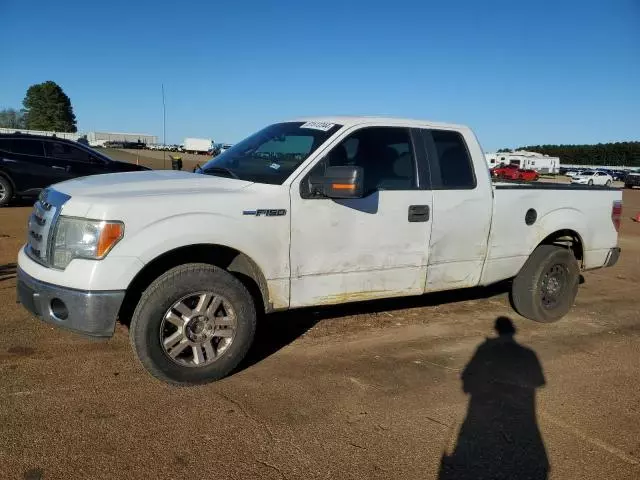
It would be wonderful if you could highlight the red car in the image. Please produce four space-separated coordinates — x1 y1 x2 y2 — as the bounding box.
491 163 539 182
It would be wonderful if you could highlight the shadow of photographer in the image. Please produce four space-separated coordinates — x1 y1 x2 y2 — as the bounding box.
439 317 549 480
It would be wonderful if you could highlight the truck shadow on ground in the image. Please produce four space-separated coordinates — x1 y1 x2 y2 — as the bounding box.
438 317 549 480
237 281 513 372
0 263 17 282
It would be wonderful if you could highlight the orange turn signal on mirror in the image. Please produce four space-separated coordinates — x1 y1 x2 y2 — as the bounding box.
332 183 356 190
96 222 124 257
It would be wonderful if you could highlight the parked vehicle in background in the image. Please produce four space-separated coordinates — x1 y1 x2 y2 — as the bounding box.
486 151 560 174
625 171 640 189
16 116 622 385
0 133 150 206
571 171 613 186
219 143 233 154
184 138 213 154
611 170 628 182
491 163 539 181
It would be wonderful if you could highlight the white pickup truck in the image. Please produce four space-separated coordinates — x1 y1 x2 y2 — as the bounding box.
16 117 622 384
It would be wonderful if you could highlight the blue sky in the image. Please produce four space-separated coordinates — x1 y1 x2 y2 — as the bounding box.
1 0 638 150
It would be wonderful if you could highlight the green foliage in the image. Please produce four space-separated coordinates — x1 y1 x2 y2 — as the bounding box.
0 108 27 129
22 81 77 132
510 143 640 167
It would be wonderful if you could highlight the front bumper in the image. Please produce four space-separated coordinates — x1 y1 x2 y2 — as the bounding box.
16 268 125 338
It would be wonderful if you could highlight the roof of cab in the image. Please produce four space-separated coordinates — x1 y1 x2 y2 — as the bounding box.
289 115 467 130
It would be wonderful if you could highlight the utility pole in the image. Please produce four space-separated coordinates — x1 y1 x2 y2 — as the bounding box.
162 83 167 169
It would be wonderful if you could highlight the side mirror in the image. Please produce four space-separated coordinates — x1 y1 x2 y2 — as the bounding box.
310 165 364 199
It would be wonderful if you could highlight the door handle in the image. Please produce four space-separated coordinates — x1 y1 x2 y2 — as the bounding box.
408 205 430 222
51 166 66 170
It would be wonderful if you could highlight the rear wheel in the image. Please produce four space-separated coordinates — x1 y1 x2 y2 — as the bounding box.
0 175 13 207
511 245 580 323
606 179 612 187
588 179 593 186
129 263 257 385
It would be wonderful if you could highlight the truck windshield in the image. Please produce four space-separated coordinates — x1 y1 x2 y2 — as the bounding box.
200 122 341 184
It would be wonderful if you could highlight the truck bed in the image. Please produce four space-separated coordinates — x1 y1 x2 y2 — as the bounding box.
480 184 622 285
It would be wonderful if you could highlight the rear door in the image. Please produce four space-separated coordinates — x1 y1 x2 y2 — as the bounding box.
289 126 433 307
420 129 493 292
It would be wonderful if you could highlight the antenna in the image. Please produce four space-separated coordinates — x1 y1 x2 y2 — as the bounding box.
162 83 167 169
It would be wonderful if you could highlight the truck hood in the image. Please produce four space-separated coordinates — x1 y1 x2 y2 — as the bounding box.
52 170 253 199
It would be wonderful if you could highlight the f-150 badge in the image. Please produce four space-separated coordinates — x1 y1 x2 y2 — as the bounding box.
243 209 287 217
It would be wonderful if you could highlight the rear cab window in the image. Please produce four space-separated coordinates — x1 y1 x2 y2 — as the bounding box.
422 129 476 189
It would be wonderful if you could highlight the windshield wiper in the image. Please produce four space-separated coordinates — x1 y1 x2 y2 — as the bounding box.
203 167 240 179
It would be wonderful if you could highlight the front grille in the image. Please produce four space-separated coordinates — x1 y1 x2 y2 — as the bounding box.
25 189 70 267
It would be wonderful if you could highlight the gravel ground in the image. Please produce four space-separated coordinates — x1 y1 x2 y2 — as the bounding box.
0 190 638 480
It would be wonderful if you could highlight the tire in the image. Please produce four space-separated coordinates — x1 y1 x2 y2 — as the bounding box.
606 180 612 187
588 180 593 186
511 245 580 323
129 263 257 385
0 175 13 207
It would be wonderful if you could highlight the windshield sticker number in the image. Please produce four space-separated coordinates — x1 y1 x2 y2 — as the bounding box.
300 121 335 132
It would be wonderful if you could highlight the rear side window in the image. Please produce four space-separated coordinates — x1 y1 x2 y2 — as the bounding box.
424 130 476 189
12 139 45 157
45 141 91 163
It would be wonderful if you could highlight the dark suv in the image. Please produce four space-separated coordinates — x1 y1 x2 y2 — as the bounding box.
0 133 150 206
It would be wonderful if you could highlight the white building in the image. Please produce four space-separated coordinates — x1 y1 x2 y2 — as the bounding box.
486 150 561 174
87 131 157 147
0 127 157 147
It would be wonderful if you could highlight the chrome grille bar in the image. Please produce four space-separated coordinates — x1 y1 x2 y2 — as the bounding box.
25 189 71 267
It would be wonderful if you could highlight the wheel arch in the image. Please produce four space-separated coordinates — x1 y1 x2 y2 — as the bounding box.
537 229 584 267
118 244 271 327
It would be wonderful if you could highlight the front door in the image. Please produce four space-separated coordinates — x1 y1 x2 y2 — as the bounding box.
289 126 432 308
44 140 106 180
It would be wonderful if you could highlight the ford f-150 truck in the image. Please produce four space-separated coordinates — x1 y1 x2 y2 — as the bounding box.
16 117 622 385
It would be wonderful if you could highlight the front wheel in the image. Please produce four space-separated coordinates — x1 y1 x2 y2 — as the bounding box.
511 245 580 323
129 263 257 385
588 179 593 186
606 180 612 187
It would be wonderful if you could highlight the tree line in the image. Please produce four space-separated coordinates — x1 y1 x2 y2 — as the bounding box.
0 81 77 132
499 142 640 167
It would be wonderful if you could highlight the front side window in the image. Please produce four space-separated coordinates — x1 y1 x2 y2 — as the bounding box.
12 139 45 157
310 127 418 194
45 141 91 163
200 122 341 185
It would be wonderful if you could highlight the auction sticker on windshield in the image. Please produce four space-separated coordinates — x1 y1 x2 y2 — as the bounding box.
300 121 335 131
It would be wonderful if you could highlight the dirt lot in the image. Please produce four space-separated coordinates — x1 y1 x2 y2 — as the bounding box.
100 148 209 172
0 190 639 480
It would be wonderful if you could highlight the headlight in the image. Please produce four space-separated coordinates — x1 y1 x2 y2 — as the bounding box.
52 217 124 269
